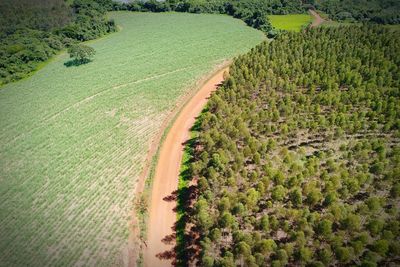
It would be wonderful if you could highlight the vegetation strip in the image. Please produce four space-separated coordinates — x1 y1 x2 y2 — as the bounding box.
131 62 230 266
144 67 229 267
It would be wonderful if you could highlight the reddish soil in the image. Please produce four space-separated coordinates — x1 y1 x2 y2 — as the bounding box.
143 67 229 267
309 9 325 27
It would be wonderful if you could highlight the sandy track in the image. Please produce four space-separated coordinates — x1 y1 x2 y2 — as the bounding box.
143 67 228 267
309 9 325 27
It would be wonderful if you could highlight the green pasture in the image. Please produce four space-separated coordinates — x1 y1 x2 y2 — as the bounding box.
0 12 264 267
268 14 313 32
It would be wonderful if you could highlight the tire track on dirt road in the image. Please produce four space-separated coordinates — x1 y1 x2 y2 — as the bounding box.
143 66 229 267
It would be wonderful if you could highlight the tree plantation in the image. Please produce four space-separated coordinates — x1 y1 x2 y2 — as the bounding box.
1 0 400 266
183 26 400 266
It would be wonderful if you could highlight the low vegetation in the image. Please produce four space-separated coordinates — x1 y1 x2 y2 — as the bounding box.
182 26 400 266
0 12 264 267
268 14 313 32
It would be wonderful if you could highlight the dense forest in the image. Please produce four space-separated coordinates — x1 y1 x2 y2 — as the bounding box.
181 26 400 266
0 0 116 86
314 0 400 24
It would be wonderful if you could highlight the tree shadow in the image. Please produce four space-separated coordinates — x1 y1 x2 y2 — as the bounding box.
64 58 92 67
156 121 205 266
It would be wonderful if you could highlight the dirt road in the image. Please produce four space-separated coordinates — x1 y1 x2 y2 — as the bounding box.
309 9 325 27
144 67 228 267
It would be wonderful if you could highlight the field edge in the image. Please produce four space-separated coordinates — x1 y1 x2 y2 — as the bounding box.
128 61 231 266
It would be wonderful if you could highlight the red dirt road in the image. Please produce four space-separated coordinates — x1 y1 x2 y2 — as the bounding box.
309 9 325 27
144 67 228 267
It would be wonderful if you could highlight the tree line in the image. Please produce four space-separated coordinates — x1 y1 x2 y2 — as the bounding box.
0 0 310 87
112 0 309 36
312 0 400 24
3 0 399 87
181 25 400 266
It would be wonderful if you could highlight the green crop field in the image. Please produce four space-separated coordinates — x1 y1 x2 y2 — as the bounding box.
268 14 313 32
0 12 264 267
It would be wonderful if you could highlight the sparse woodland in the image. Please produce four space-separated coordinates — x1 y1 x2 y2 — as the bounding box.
184 26 400 266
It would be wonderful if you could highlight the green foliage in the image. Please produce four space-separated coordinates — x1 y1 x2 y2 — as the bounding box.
0 0 116 85
272 185 286 201
187 26 400 265
314 0 400 24
114 0 309 37
58 0 117 41
67 44 96 64
367 219 385 236
268 14 313 32
370 239 389 256
335 246 353 263
0 12 264 266
316 219 333 237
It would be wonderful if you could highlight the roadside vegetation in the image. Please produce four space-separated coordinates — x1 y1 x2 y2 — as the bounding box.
182 26 400 266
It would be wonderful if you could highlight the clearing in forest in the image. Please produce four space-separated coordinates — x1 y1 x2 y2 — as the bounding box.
0 12 264 267
268 14 313 32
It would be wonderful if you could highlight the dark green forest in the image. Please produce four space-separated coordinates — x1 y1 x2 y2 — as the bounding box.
0 0 116 86
180 26 400 266
314 0 400 24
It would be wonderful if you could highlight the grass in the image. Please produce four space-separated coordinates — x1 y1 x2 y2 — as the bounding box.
383 24 400 31
0 12 264 267
175 112 203 266
268 14 313 32
320 20 361 28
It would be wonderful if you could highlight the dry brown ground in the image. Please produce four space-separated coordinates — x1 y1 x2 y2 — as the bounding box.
309 9 325 27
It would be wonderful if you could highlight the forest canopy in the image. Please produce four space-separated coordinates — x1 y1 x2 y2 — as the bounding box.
0 0 116 86
313 0 400 24
181 25 400 266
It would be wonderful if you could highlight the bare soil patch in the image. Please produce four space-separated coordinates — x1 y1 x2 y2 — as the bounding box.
309 9 325 27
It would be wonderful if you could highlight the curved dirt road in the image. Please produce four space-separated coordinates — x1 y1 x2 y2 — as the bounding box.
144 67 228 267
309 9 325 27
